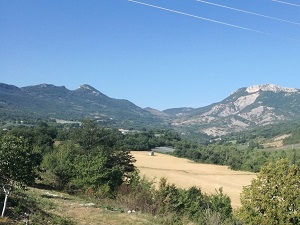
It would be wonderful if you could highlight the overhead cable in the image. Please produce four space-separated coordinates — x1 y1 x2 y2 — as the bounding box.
272 0 300 7
128 0 300 42
196 0 300 26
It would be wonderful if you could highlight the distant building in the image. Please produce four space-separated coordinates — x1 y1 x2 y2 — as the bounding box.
118 129 130 134
149 151 155 156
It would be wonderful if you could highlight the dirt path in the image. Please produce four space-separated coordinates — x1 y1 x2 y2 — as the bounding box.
132 151 256 208
29 188 153 225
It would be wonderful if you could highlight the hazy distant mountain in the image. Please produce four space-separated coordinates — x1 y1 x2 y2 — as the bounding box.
165 84 300 136
143 107 169 119
0 83 167 129
1 83 300 135
163 107 195 118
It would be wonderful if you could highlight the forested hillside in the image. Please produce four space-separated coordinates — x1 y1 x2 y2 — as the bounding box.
0 83 167 129
2 83 300 137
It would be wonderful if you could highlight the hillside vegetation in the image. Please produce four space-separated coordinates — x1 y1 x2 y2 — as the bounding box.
0 83 167 129
1 120 300 224
2 83 300 137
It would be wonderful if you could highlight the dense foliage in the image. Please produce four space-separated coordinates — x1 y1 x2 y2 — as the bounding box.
0 120 238 224
237 159 300 224
3 119 300 224
172 138 300 173
41 120 184 196
117 174 236 224
283 124 300 146
226 120 300 146
0 135 43 188
43 120 136 196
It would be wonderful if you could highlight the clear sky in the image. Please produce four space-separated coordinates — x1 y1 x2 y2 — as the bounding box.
1 0 300 110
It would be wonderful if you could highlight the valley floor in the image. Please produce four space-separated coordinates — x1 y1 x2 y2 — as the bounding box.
132 151 256 208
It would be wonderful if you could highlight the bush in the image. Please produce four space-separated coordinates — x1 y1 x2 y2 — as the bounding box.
237 159 300 225
116 175 234 224
116 172 155 213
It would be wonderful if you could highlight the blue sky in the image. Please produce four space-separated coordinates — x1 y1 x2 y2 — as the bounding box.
1 0 300 110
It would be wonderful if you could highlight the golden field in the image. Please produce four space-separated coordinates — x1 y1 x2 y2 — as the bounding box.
131 151 256 208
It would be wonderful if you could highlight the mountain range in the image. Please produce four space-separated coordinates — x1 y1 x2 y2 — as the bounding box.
0 83 166 129
163 84 300 136
1 83 300 136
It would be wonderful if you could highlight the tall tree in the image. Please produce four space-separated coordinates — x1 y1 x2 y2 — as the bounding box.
71 119 102 153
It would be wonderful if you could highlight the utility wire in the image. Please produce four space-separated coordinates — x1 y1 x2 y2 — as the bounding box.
128 0 300 42
272 0 300 7
196 0 300 26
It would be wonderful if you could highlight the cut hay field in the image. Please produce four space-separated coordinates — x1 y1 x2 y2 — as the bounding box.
131 151 256 208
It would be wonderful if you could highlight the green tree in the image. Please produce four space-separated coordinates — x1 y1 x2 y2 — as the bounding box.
71 119 101 153
0 135 42 188
237 159 300 225
6 123 57 155
69 146 135 197
46 120 136 196
43 141 80 189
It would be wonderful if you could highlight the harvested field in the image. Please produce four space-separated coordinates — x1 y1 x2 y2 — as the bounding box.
131 151 256 208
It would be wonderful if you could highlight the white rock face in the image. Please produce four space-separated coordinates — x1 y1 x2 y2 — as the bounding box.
202 92 260 118
79 85 101 96
246 84 298 94
172 84 299 136
230 118 249 128
202 127 228 136
218 106 235 117
239 106 266 120
234 93 260 111
203 104 234 117
79 84 92 90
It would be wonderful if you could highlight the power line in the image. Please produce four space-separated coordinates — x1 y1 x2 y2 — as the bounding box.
128 0 300 42
272 0 300 7
196 0 300 26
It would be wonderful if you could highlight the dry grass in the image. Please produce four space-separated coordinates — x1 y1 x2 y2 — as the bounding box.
263 134 291 148
132 151 256 208
28 188 156 225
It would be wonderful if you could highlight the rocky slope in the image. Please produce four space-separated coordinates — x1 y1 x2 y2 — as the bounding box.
166 84 300 136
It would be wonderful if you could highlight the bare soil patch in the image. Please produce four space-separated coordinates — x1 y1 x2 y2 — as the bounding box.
29 188 154 225
132 151 256 208
264 134 291 148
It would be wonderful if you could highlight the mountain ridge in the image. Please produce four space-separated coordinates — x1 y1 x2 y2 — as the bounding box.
1 83 300 135
167 84 300 136
0 83 167 129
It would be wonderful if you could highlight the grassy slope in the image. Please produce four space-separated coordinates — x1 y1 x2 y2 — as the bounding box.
0 188 193 225
33 188 163 225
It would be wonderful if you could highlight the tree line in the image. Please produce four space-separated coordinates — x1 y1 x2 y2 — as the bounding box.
1 120 300 224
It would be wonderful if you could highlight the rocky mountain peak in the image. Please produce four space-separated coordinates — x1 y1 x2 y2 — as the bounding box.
78 84 96 91
246 84 299 94
171 84 300 136
78 84 102 96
